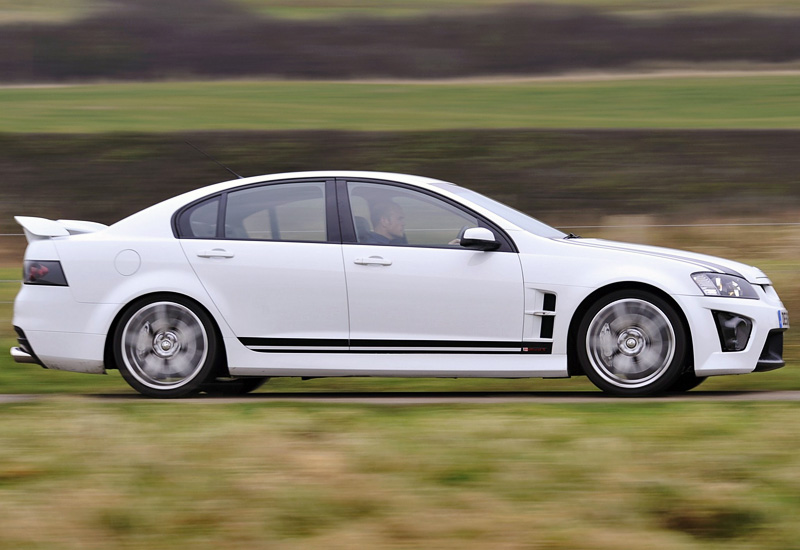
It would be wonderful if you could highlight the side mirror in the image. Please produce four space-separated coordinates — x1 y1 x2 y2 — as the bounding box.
460 227 501 251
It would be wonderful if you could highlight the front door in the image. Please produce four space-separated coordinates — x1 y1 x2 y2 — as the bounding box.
340 180 525 352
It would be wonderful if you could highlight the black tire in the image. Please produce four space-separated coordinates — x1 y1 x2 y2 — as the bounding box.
577 289 688 397
113 295 220 398
200 377 270 396
666 371 707 392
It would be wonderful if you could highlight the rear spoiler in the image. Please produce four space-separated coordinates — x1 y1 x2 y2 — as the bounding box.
15 216 108 242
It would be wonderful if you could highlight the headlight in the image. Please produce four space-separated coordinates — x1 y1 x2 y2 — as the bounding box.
691 272 758 299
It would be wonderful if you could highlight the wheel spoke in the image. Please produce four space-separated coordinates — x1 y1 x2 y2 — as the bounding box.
176 321 203 347
142 357 170 380
609 354 636 377
598 323 615 360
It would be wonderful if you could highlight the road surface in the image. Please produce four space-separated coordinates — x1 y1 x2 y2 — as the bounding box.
3 391 800 404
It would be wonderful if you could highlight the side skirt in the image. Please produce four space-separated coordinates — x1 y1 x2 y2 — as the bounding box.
225 338 568 378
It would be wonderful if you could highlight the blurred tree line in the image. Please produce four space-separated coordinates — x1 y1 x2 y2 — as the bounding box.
2 130 798 231
1 0 800 82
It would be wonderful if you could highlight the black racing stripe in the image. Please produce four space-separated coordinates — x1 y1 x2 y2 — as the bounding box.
350 339 522 349
248 349 529 354
239 338 552 354
239 337 348 347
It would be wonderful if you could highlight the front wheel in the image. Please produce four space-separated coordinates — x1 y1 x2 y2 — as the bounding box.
113 296 220 398
577 290 688 397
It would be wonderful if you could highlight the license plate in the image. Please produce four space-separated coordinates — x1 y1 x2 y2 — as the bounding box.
780 310 790 329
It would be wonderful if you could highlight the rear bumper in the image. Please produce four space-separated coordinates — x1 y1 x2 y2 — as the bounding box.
13 285 113 374
16 330 106 374
11 326 44 367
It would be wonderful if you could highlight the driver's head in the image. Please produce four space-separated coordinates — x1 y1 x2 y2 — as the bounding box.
371 201 405 239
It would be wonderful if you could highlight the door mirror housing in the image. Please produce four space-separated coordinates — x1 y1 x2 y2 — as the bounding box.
460 227 501 251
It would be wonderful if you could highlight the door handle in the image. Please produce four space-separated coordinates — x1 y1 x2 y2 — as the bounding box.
197 248 235 259
354 256 392 266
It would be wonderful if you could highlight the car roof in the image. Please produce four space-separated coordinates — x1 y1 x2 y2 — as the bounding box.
202 170 450 192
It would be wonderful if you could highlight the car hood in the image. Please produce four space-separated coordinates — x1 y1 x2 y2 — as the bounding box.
560 238 770 284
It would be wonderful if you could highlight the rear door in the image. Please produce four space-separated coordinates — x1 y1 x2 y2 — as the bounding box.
178 179 350 351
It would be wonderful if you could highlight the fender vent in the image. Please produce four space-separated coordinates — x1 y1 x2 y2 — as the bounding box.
540 293 557 339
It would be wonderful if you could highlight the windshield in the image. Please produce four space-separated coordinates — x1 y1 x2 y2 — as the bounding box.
435 184 566 238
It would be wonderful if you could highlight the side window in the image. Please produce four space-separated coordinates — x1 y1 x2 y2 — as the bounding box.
348 182 478 247
225 182 327 242
177 197 219 239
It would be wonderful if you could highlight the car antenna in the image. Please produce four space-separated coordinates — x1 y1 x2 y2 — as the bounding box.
185 141 244 179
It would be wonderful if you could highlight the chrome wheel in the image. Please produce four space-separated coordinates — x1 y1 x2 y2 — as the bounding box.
116 298 217 396
578 291 687 396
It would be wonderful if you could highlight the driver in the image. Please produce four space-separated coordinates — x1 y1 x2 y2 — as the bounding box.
363 201 407 245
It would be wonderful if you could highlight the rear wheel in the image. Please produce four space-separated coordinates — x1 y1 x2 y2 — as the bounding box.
114 296 219 398
577 290 688 396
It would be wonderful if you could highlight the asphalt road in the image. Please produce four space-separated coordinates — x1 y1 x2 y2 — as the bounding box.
3 391 800 404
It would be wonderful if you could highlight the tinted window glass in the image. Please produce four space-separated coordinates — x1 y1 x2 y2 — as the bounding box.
434 184 566 238
178 197 219 238
348 182 477 247
225 182 327 242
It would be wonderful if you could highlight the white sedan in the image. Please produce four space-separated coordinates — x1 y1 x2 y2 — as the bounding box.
11 171 789 397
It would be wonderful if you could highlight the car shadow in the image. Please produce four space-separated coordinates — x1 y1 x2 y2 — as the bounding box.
84 390 789 403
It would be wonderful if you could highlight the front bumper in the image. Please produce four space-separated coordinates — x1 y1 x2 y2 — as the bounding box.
676 292 788 377
755 330 785 372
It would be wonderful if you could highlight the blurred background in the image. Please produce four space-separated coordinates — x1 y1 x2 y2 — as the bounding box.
1 1 800 548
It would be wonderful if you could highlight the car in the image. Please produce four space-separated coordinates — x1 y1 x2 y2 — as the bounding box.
11 171 789 398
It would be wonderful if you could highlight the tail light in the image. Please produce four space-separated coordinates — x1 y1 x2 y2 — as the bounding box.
23 260 68 286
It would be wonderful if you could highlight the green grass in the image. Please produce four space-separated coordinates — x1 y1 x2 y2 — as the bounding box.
0 0 100 23
232 0 800 19
1 0 798 25
1 400 800 548
3 76 800 133
2 0 797 25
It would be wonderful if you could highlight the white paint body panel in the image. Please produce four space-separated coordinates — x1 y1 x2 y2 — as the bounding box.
181 239 349 341
342 244 524 343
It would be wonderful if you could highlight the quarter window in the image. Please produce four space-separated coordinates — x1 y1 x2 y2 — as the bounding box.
177 197 219 239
